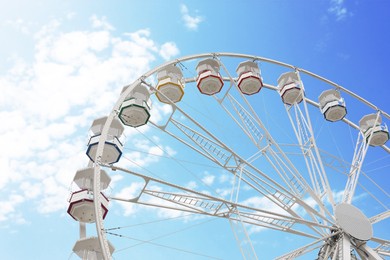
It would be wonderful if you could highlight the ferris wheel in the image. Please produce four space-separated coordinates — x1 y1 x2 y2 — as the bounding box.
67 53 390 260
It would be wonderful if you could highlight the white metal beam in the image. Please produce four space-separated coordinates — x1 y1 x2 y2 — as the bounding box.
370 209 390 224
274 231 341 260
109 165 330 240
343 112 381 204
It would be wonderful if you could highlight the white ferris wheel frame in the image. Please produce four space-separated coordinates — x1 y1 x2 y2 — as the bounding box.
86 52 389 260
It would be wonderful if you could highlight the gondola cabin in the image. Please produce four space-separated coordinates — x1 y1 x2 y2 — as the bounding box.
119 84 151 127
67 168 111 223
236 60 263 95
155 65 185 103
277 71 303 105
73 237 115 260
318 89 347 122
359 114 389 146
86 116 124 164
196 58 224 95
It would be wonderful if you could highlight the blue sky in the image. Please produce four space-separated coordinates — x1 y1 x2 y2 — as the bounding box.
0 0 389 259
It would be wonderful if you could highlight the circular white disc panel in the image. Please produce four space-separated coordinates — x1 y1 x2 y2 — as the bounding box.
335 203 373 241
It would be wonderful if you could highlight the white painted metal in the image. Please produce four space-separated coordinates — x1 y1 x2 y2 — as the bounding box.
74 168 111 190
277 71 303 105
82 53 389 260
275 231 341 260
318 89 346 122
236 60 262 95
119 84 151 127
109 165 328 238
86 135 123 164
73 237 115 260
360 113 389 147
334 203 373 241
372 237 390 257
284 72 335 211
343 113 381 204
155 64 184 103
68 189 109 223
370 209 390 224
196 58 223 95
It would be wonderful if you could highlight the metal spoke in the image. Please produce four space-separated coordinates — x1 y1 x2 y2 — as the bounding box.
359 244 385 260
72 52 389 260
274 231 341 260
370 210 390 224
284 83 335 210
343 112 382 204
371 237 390 257
109 165 330 239
150 114 333 228
216 62 333 221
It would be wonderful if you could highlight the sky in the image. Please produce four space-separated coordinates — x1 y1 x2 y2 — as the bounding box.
0 0 389 259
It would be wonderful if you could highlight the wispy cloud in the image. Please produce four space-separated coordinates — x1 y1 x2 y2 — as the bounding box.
0 16 180 224
328 0 351 21
159 42 180 61
180 4 203 30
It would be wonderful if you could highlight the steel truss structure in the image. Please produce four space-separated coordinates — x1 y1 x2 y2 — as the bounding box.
70 53 390 260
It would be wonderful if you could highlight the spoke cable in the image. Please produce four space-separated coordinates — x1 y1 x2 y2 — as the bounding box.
123 146 220 169
107 218 221 259
104 212 196 231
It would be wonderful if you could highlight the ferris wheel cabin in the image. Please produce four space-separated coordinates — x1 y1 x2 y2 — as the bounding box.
359 113 389 146
118 84 151 127
277 71 304 105
155 65 185 103
318 89 347 122
236 60 263 95
86 116 124 164
196 58 224 95
73 236 115 260
67 168 111 223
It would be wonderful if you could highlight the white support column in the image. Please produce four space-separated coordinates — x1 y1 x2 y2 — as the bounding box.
284 70 335 211
228 210 259 260
338 234 351 260
80 222 86 239
360 244 385 260
343 112 381 204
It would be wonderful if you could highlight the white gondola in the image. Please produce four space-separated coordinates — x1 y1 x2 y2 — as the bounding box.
86 116 124 164
155 65 185 103
277 71 303 105
67 168 111 223
196 58 224 95
67 189 109 223
119 84 151 127
73 237 115 260
359 114 389 146
236 60 263 95
318 89 347 122
73 167 111 191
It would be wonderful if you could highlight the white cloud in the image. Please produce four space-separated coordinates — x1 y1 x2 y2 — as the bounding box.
328 0 350 21
186 181 198 190
114 182 145 216
0 194 25 222
0 15 180 223
180 4 203 30
4 19 32 35
90 15 114 31
159 42 180 61
202 173 215 186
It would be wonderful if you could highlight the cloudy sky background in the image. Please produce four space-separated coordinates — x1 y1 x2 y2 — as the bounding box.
1 0 389 259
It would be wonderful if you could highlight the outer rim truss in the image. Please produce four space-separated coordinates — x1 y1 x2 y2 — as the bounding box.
89 53 389 260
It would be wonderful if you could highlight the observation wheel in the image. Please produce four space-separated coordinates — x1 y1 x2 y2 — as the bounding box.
67 53 390 260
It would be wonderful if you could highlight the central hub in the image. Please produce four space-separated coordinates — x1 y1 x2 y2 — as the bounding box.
335 203 373 241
